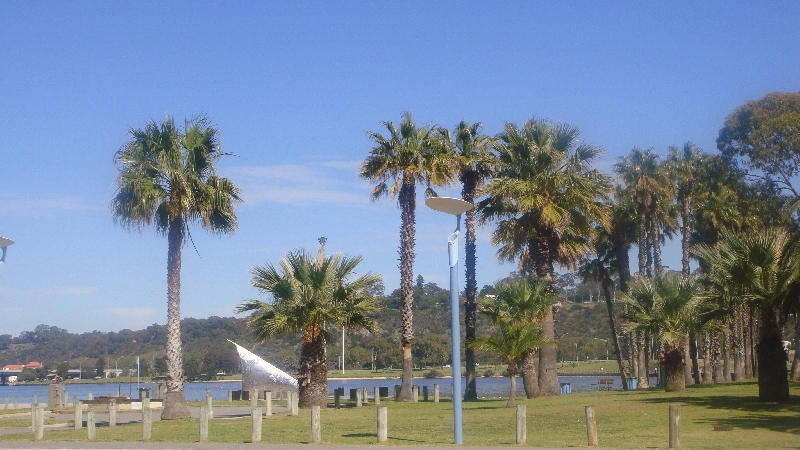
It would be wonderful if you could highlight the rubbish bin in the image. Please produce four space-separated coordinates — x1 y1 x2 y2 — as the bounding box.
627 378 638 390
559 382 572 394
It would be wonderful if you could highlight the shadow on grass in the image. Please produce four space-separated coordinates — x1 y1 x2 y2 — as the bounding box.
634 381 800 434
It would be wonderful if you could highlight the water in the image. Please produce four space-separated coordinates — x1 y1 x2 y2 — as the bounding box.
0 375 656 404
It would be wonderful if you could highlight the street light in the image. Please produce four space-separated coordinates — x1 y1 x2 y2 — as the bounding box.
425 196 473 445
0 236 14 275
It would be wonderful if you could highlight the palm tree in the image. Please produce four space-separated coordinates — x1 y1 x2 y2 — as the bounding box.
665 143 704 277
360 111 453 401
619 274 699 392
471 279 551 407
469 322 545 408
236 248 382 408
579 223 630 391
693 228 796 401
479 117 611 396
111 116 241 419
449 121 497 401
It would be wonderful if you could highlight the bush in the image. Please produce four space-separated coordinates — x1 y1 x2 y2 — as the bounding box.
423 368 443 379
483 369 495 378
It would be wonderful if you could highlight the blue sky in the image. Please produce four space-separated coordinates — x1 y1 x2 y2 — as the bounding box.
1 1 799 336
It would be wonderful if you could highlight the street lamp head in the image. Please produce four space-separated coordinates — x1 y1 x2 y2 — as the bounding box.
425 197 473 216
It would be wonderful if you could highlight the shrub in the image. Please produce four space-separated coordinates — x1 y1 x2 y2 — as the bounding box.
423 368 443 379
483 369 495 378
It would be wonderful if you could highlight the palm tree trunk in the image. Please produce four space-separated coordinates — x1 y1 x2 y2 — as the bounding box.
645 216 654 278
161 217 191 420
683 335 694 385
791 314 800 381
533 236 559 396
664 346 686 392
637 331 649 388
521 349 540 398
723 331 732 382
462 176 478 401
702 335 714 384
652 213 663 275
756 306 789 402
689 330 701 384
680 199 691 277
744 309 754 379
630 330 639 382
733 307 745 380
507 365 517 408
602 279 628 390
298 325 328 408
638 210 647 276
712 333 724 383
398 177 416 402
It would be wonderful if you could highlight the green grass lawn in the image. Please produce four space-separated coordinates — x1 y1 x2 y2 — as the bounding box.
1 380 797 448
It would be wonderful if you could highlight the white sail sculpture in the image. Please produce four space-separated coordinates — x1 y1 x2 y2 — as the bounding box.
228 340 298 398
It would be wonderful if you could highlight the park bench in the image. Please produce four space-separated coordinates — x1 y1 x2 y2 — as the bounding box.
598 379 614 390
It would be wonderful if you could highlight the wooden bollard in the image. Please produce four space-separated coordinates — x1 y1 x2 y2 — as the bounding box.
72 394 77 407
142 400 152 441
356 388 363 407
412 385 419 402
434 384 440 403
394 385 400 401
585 405 598 447
292 392 299 415
87 408 96 440
265 392 272 416
423 386 429 401
4 397 7 409
74 401 82 430
228 388 233 402
335 389 341 409
34 406 44 441
30 400 37 432
33 394 37 405
377 406 388 443
206 389 214 419
374 386 380 405
669 404 680 448
516 404 526 445
251 389 259 407
363 387 369 404
13 397 18 409
199 405 209 443
87 392 93 400
109 399 117 427
311 405 321 443
251 407 262 443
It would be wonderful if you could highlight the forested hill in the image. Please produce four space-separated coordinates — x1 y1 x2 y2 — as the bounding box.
0 280 617 379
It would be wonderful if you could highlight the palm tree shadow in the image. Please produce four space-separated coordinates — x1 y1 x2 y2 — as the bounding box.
635 382 800 434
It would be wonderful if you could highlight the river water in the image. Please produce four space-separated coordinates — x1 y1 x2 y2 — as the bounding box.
0 375 657 404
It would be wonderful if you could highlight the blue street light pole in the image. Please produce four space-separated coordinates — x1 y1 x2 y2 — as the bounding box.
425 197 473 445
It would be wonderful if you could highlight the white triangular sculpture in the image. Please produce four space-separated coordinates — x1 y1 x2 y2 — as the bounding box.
228 340 298 397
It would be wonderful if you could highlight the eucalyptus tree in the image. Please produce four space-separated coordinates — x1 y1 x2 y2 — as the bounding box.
619 274 699 392
360 111 454 401
449 120 497 401
237 248 381 408
111 116 241 419
471 279 552 406
693 228 797 401
479 117 611 396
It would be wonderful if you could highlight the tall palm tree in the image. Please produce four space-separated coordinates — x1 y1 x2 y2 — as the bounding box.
693 228 796 401
111 116 241 419
479 117 611 396
360 111 453 401
448 121 497 401
666 143 704 277
619 274 699 392
236 248 382 408
472 279 552 407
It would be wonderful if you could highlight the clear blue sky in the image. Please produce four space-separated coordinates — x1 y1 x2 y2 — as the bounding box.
1 1 799 336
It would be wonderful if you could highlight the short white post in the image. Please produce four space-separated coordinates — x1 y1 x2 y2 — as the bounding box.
265 392 272 416
669 403 681 448
374 386 380 405
516 404 526 445
199 405 208 443
109 399 116 427
142 399 152 441
206 388 213 419
251 407 262 443
377 406 388 443
586 405 598 447
311 405 321 443
74 401 82 430
87 407 96 440
434 384 440 403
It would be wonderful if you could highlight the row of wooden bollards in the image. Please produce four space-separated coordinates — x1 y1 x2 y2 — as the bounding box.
514 403 682 449
4 397 20 409
32 397 156 441
200 389 299 443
